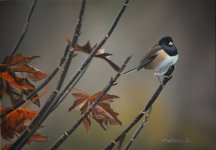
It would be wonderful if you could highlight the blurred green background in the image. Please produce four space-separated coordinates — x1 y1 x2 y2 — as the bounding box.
0 0 215 150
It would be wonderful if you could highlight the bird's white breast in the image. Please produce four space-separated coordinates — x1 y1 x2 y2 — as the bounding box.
154 54 178 76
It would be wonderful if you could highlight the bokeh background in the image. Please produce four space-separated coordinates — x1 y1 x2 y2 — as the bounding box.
0 0 215 150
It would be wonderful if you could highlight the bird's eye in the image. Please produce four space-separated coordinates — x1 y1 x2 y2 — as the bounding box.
168 41 173 46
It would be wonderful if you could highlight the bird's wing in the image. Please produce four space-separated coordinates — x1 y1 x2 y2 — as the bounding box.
137 44 162 70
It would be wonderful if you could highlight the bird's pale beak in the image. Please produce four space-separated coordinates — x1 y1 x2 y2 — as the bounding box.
168 41 173 46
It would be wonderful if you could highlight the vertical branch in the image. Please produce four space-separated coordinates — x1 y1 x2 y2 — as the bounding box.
103 65 175 150
56 0 86 89
48 56 131 150
10 0 86 149
7 0 37 63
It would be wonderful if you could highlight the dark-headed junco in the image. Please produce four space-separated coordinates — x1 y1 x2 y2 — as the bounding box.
124 36 178 79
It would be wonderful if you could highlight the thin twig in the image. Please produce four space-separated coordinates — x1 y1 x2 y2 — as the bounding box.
103 65 175 150
122 107 152 150
7 0 37 63
10 0 86 149
48 55 131 150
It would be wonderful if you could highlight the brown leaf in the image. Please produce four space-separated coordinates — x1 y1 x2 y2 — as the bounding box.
83 118 91 133
28 133 49 144
11 64 47 81
92 103 122 130
69 90 121 132
74 41 94 54
8 54 39 66
74 41 120 71
96 56 120 72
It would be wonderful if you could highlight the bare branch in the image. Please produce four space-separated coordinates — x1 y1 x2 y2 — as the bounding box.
122 107 152 150
7 0 37 63
103 65 175 150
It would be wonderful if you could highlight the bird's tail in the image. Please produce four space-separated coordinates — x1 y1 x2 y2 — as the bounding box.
123 67 138 75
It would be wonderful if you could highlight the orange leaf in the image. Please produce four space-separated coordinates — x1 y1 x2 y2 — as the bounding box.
0 106 37 141
0 71 34 90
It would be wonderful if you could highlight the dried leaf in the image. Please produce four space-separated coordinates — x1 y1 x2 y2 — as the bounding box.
28 133 49 144
83 118 91 133
7 54 39 66
0 54 47 106
0 72 34 91
0 106 48 146
11 64 47 81
69 90 121 132
0 106 36 141
74 41 120 71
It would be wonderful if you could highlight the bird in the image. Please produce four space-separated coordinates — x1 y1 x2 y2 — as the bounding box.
124 36 178 82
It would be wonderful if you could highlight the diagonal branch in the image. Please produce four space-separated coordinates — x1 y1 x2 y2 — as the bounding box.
103 65 175 150
7 0 37 63
52 62 90 111
122 107 152 150
48 55 131 150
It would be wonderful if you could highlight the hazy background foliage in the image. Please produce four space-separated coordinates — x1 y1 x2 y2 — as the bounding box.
0 0 215 149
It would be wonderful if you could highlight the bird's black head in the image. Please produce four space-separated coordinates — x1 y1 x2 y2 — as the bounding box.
159 36 178 56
